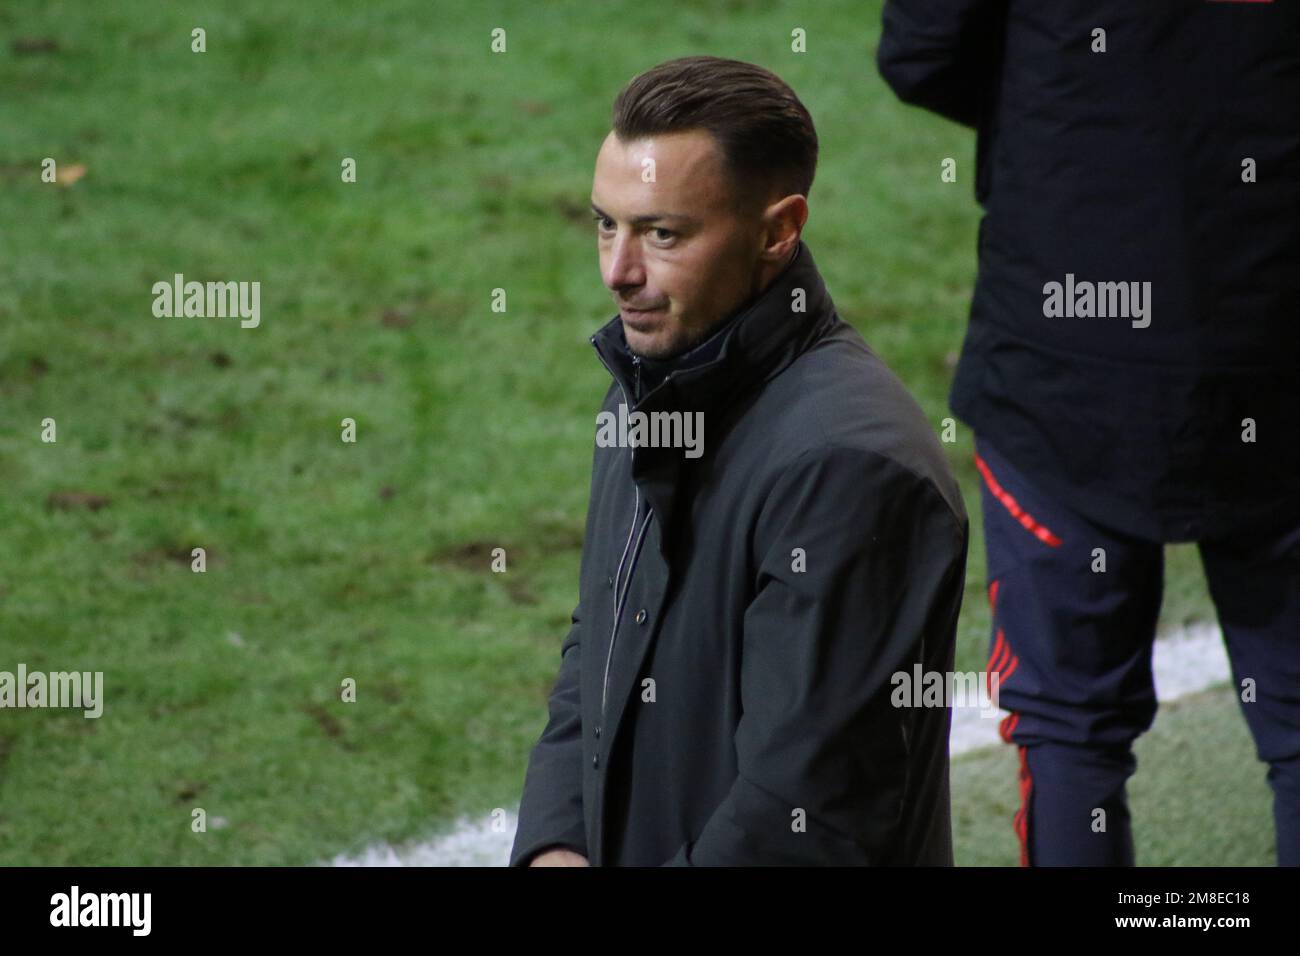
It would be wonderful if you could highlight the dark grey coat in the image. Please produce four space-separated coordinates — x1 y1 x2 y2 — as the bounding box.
510 240 968 866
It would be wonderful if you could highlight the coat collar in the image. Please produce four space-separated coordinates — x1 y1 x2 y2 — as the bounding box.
589 238 836 419
587 239 839 560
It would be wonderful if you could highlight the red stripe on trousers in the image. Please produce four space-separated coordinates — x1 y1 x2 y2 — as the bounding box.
989 570 1032 864
988 630 1007 670
1013 744 1034 866
974 453 1063 547
1001 655 1020 682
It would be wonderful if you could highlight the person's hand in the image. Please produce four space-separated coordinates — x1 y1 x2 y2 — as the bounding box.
529 847 590 866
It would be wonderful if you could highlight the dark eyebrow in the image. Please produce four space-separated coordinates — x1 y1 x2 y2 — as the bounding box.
590 202 694 226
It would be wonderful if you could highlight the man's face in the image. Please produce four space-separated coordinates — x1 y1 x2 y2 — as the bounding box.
591 129 769 360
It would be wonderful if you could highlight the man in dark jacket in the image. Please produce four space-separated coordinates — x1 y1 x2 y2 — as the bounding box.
878 1 1300 865
510 56 969 867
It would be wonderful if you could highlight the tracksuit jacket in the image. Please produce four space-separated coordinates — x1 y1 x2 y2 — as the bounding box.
878 0 1300 542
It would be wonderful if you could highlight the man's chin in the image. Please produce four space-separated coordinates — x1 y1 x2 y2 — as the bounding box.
622 325 677 361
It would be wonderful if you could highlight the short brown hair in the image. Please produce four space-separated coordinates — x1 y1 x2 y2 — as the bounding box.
611 56 818 216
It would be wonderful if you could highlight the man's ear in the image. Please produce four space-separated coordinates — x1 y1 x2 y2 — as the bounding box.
760 194 808 262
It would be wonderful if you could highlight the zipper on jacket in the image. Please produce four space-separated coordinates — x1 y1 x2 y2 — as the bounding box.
591 337 654 726
602 503 652 719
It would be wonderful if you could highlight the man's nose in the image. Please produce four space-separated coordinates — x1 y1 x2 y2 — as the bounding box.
603 232 645 291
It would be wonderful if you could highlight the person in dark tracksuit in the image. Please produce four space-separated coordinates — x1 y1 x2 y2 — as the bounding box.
878 1 1300 865
510 56 969 866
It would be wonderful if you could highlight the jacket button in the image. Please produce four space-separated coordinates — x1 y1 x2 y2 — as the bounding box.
635 608 647 624
606 575 614 589
592 754 599 768
594 725 601 738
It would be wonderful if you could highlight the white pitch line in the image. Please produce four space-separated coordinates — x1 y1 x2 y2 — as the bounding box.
329 812 519 868
948 619 1229 754
328 622 1231 867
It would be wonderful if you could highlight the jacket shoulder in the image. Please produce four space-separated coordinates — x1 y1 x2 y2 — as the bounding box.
750 321 967 528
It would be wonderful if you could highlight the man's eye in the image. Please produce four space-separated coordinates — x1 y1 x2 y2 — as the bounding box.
652 228 675 241
593 214 612 230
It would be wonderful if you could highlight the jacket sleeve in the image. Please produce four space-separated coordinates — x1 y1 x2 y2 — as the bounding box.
876 0 1007 129
661 446 967 866
508 605 588 867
